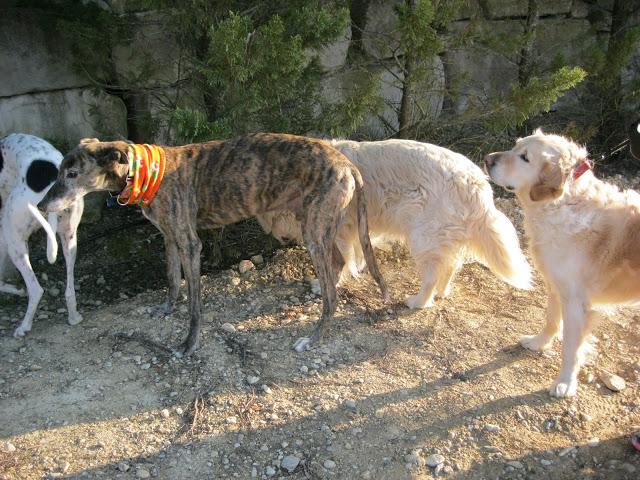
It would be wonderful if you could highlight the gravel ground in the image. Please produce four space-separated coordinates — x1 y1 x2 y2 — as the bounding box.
0 192 639 480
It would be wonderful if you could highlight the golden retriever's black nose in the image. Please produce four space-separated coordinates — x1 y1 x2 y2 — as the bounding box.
484 153 498 168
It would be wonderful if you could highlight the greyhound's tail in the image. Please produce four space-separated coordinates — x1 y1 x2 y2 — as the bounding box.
27 203 58 264
353 168 390 302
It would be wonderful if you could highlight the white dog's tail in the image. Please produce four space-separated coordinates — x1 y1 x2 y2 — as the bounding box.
470 206 532 290
27 203 58 264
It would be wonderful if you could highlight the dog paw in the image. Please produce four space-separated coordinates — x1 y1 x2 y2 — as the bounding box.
67 313 83 326
309 279 322 296
293 336 313 352
520 334 554 352
549 377 578 397
13 325 29 338
404 294 433 309
0 282 26 296
146 302 172 316
437 285 453 299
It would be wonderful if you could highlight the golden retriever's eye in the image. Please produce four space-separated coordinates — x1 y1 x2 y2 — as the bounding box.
520 153 529 163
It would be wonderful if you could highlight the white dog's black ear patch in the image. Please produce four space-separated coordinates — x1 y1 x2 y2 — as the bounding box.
26 160 59 193
0 147 4 175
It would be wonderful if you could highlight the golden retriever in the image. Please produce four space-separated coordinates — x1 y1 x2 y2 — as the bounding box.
258 139 532 309
485 129 640 397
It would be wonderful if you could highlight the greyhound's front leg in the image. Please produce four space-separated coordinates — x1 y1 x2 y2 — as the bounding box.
147 235 182 315
174 229 203 356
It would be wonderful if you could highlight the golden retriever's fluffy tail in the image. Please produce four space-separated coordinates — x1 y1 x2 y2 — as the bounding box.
470 206 532 290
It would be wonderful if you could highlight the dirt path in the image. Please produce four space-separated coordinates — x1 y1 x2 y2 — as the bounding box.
1 198 639 480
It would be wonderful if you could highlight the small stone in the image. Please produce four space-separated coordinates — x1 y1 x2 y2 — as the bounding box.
141 363 151 370
247 375 260 385
587 438 600 447
136 467 150 478
281 455 300 472
175 407 184 415
324 459 336 469
230 277 241 286
586 372 595 383
540 459 553 466
600 371 626 392
621 463 636 473
299 365 309 374
405 451 425 468
426 454 445 467
558 446 575 457
262 385 273 394
251 254 264 265
226 416 238 424
580 412 593 422
0 441 16 453
117 462 130 472
345 400 357 410
485 423 500 432
251 466 258 477
221 323 237 334
506 460 524 469
238 260 255 274
160 409 170 418
265 465 276 476
96 275 106 285
49 287 60 297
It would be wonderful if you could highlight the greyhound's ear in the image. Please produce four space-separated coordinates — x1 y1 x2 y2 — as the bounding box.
529 161 565 202
80 137 100 145
96 147 128 166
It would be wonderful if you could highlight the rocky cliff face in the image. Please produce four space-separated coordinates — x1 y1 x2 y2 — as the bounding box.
0 1 633 146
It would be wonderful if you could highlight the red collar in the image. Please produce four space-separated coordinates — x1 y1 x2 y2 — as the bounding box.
572 159 592 180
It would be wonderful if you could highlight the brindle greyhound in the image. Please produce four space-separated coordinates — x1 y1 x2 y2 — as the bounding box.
39 133 389 355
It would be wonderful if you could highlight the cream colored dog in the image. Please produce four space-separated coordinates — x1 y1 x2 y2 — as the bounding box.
258 139 532 309
486 129 640 397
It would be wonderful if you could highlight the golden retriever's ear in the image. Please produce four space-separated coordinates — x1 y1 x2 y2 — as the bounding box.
529 161 566 201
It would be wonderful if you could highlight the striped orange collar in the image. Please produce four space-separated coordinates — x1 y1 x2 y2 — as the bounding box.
117 143 166 206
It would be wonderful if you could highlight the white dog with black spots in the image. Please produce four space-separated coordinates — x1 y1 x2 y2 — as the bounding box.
0 133 84 337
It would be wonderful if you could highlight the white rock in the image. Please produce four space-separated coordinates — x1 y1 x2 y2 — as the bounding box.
230 277 241 286
281 455 300 472
247 375 260 385
221 322 237 334
426 454 445 467
540 459 553 466
324 459 336 469
136 467 150 479
226 416 238 424
485 423 500 432
0 441 16 453
587 438 600 447
506 460 524 469
558 446 575 457
600 371 626 392
262 385 273 394
345 400 357 410
238 260 255 274
175 407 184 415
299 365 309 374
265 465 276 476
160 409 170 418
117 462 130 472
